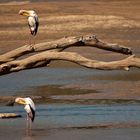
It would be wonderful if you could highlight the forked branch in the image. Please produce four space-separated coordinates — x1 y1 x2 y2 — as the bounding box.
0 34 139 76
0 34 132 64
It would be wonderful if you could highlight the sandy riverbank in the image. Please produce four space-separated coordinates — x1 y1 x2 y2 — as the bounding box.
0 0 139 54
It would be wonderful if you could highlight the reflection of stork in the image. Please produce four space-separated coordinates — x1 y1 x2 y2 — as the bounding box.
19 10 39 45
15 97 36 129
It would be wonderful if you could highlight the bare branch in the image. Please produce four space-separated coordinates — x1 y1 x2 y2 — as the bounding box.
0 51 139 75
0 34 138 76
0 34 132 64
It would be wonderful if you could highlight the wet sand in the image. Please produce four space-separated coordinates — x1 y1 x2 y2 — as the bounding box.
1 126 140 140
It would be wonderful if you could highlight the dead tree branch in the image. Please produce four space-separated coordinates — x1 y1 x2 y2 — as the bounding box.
0 34 138 76
0 34 132 64
0 51 139 75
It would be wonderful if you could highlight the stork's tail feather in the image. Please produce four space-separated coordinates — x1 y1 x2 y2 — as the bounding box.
31 30 36 36
29 104 35 122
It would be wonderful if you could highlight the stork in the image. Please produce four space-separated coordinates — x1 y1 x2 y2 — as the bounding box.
15 97 36 129
19 10 39 45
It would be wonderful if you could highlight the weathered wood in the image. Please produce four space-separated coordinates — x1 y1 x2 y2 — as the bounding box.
0 51 139 75
0 35 132 64
0 113 22 119
0 34 139 76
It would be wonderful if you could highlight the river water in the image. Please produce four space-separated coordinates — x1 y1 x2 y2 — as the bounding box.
0 67 140 139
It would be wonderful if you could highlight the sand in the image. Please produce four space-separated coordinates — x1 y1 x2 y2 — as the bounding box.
0 0 140 54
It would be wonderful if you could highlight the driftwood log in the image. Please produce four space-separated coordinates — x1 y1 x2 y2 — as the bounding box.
0 34 139 76
0 113 21 119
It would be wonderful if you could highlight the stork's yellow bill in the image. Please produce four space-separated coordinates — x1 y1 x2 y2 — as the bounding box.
19 10 30 16
15 97 26 105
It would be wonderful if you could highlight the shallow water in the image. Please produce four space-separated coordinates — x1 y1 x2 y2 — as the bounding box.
1 104 140 140
0 68 140 139
0 67 139 95
1 104 140 127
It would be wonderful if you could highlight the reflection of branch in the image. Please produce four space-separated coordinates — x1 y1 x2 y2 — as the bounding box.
0 34 132 64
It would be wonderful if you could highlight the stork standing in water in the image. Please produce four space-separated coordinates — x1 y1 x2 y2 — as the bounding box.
15 97 36 129
19 10 39 45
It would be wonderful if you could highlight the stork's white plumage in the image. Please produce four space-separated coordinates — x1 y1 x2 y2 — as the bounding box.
15 97 36 129
19 10 39 44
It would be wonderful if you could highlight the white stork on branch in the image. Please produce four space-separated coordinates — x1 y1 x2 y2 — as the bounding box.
19 10 39 45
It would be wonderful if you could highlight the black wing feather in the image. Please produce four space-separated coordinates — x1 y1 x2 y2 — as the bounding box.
28 104 35 122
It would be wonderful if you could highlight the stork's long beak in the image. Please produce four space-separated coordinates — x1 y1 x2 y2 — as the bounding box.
19 10 30 16
15 97 26 105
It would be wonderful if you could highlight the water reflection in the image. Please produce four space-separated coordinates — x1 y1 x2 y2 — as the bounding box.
24 129 34 140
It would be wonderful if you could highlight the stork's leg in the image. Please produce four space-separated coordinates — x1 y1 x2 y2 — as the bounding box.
30 118 32 129
28 34 32 46
29 35 31 46
26 113 29 129
33 36 36 46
